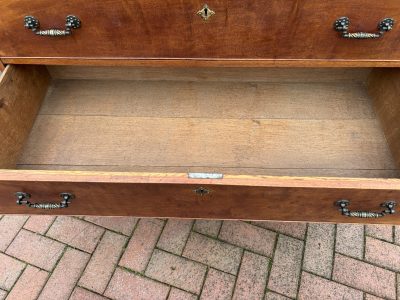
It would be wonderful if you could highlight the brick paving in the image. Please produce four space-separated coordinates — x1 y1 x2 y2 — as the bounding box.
0 217 399 300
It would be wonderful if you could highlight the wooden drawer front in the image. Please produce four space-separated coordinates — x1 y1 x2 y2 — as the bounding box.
1 173 400 224
1 0 400 61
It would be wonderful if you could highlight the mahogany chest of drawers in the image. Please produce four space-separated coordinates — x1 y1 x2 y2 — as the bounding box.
1 0 400 224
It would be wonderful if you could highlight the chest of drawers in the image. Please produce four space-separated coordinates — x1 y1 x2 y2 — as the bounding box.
1 0 400 224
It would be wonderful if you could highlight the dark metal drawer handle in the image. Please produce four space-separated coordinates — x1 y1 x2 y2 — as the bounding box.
334 17 394 39
24 15 81 36
336 200 396 218
16 192 74 209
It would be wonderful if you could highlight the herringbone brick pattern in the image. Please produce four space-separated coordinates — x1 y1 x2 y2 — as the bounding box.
0 216 399 300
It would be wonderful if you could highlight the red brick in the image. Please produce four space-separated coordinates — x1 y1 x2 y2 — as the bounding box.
264 291 291 300
6 229 64 271
233 251 269 300
84 216 138 236
251 221 306 240
365 237 400 272
268 235 304 298
201 268 235 300
0 216 28 251
183 232 242 275
119 218 164 272
298 272 363 300
46 217 104 253
79 231 127 293
332 254 396 299
394 226 400 245
194 220 222 237
0 253 25 291
0 290 6 300
38 248 90 300
365 295 385 300
70 287 108 300
6 265 48 300
145 249 207 294
24 216 55 234
397 275 400 300
219 221 276 257
366 224 393 242
105 268 169 300
303 223 335 278
157 219 193 255
336 224 364 259
169 288 197 300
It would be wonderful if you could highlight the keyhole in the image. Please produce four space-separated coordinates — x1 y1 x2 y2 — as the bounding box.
204 7 208 16
194 187 210 196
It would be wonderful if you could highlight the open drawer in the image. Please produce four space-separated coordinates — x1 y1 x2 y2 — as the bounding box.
1 65 400 224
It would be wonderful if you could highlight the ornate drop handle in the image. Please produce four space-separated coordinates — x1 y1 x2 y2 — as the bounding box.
336 200 396 218
16 192 75 209
334 17 394 39
24 15 81 36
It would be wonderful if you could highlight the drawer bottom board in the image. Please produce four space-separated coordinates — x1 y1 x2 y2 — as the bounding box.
16 76 397 178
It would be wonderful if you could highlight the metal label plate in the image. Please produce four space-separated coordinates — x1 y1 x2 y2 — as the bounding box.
188 173 223 179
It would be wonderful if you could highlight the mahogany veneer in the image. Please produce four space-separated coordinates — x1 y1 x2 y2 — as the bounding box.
1 0 400 66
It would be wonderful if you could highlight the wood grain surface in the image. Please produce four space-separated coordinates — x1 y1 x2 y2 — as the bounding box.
17 75 396 177
0 65 49 168
368 69 400 169
39 80 375 119
1 0 400 63
18 116 394 171
5 58 400 68
47 66 371 82
0 171 400 224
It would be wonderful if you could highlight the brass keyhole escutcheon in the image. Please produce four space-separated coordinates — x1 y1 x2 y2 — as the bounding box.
197 4 215 21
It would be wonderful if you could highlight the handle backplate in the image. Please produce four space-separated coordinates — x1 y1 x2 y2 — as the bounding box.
24 15 81 36
336 199 396 218
16 192 75 209
334 17 394 39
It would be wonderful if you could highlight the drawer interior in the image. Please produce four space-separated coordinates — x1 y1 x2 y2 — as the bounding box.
2 66 400 178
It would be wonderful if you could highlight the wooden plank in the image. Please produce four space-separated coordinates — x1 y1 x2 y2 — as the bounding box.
47 67 371 83
18 115 395 172
0 60 5 71
0 65 50 168
0 170 400 224
10 58 400 68
368 69 400 169
4 58 400 68
17 164 400 178
40 80 375 120
3 169 400 189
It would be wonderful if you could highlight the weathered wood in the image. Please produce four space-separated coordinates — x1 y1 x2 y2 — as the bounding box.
18 115 395 172
5 58 400 68
368 69 400 169
0 65 49 168
40 80 375 119
18 74 396 177
47 67 371 83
